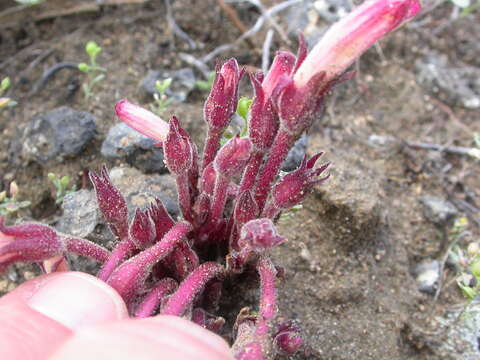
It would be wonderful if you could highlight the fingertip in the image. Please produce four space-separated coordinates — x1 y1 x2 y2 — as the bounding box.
1 271 128 330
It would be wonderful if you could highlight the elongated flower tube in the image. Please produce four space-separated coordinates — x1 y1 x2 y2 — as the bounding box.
0 217 110 272
294 0 421 87
134 278 178 318
0 218 63 272
106 221 192 306
115 99 169 143
161 262 224 316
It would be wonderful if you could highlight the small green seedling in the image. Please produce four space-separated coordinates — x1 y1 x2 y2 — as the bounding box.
0 77 16 110
48 173 77 204
78 41 106 101
14 0 44 5
220 96 252 145
195 72 216 92
0 182 31 216
149 78 173 116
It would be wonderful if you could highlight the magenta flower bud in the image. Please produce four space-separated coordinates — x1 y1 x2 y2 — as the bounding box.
214 136 252 179
262 51 296 100
238 219 286 252
294 0 421 87
233 190 259 228
115 99 169 143
147 198 175 241
270 153 330 210
0 217 63 271
274 330 303 356
248 73 278 151
89 166 128 238
163 116 194 175
129 208 156 249
204 58 244 129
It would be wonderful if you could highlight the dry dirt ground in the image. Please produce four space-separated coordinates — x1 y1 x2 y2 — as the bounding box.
1 0 479 359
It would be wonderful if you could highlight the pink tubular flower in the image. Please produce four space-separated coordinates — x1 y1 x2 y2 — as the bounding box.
294 0 421 87
0 217 63 272
115 99 169 143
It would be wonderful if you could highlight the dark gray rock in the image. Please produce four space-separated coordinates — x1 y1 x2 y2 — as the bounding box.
140 68 196 103
56 189 99 238
101 122 167 174
420 195 458 226
282 134 308 172
412 260 440 295
416 55 480 109
19 107 96 163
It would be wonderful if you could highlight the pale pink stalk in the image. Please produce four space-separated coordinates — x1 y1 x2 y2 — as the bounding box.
161 262 224 316
115 99 169 143
294 0 421 87
97 239 135 281
134 278 177 318
64 236 110 263
106 221 192 305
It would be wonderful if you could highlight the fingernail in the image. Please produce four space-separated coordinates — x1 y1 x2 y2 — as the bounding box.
27 272 128 330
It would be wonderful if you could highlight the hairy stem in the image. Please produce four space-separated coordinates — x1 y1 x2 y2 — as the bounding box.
254 129 295 211
239 150 265 192
161 262 224 316
97 239 135 281
107 221 192 305
64 236 110 263
134 278 177 318
175 174 194 222
210 174 230 225
201 127 223 172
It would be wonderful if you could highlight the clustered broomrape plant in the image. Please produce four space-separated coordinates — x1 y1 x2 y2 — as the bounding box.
0 0 420 358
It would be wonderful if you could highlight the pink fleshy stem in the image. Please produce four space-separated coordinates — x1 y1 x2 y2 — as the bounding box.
63 236 110 263
134 278 178 318
175 174 194 222
97 239 135 281
201 127 223 172
106 221 192 304
210 173 230 226
254 129 296 212
239 150 265 192
255 256 278 337
261 201 281 220
161 262 224 316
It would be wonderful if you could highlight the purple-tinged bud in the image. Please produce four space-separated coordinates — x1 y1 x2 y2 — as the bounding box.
200 163 216 196
262 51 296 100
193 193 211 225
204 58 244 129
89 166 128 238
164 116 194 175
270 153 330 210
275 331 303 356
234 190 259 228
115 99 169 143
0 217 63 271
147 198 175 241
129 208 156 249
238 219 287 252
248 73 278 151
214 136 252 179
